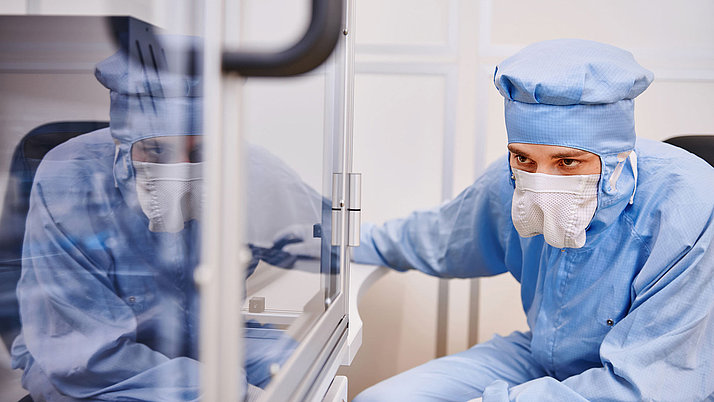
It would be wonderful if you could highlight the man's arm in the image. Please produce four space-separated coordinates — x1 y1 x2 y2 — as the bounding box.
353 158 515 279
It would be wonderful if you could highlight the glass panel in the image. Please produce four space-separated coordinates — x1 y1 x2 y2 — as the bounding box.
0 1 349 399
240 51 342 394
238 0 347 396
0 10 205 401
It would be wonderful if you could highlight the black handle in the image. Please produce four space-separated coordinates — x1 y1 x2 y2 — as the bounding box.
222 0 343 77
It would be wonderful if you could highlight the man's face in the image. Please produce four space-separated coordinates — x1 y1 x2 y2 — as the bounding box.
132 135 203 164
508 143 601 175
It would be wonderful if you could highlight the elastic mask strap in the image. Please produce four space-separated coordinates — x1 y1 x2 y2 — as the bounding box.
608 150 638 204
113 143 121 188
629 150 638 204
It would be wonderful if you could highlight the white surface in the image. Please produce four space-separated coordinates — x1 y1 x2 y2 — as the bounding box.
241 0 310 51
357 0 452 48
244 261 322 314
344 264 389 365
321 375 348 402
490 0 714 55
0 1 25 14
242 76 326 191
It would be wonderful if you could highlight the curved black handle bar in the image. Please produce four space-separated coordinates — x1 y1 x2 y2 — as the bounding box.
222 0 343 77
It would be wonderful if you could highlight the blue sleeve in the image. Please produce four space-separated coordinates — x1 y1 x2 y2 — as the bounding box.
16 181 201 401
483 216 714 401
352 158 514 278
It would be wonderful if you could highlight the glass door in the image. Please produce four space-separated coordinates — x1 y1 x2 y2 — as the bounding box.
209 0 355 399
0 1 353 400
0 2 207 401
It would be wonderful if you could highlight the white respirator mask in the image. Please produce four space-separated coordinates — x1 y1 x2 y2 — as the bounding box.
133 161 203 233
511 168 600 249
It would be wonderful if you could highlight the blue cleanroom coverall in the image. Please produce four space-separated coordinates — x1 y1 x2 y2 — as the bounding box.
353 39 714 401
11 48 321 400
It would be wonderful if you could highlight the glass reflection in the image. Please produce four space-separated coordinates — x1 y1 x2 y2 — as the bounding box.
0 18 331 400
8 36 204 400
242 142 325 392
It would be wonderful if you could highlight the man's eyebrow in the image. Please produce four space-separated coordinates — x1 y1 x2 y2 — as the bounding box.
550 149 589 159
507 145 591 159
507 145 530 157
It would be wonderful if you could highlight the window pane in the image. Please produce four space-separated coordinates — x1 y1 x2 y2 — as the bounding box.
0 13 206 400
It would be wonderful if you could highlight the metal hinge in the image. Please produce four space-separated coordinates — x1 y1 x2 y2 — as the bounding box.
331 173 361 247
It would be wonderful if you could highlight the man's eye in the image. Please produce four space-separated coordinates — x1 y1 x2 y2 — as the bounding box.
562 159 577 166
516 155 529 164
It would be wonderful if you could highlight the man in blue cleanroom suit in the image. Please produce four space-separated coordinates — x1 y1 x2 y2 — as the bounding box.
352 39 714 401
10 45 321 400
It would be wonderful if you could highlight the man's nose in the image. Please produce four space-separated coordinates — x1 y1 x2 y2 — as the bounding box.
178 151 192 163
535 165 559 175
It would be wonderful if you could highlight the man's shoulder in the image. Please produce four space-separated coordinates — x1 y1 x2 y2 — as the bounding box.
476 154 514 199
32 128 117 205
629 138 714 237
635 138 714 199
34 128 115 182
41 127 114 163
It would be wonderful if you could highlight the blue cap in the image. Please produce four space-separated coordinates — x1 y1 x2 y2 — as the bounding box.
94 35 203 145
494 39 653 156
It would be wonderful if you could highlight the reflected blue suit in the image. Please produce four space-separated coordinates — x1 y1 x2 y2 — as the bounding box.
12 129 202 401
11 129 314 400
353 138 714 401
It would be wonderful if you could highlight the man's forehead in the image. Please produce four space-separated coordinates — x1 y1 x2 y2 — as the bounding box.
507 143 595 158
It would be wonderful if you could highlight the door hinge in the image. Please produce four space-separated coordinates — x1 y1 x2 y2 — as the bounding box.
331 173 361 247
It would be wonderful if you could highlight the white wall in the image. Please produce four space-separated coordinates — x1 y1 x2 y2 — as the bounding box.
0 0 200 34
342 0 714 399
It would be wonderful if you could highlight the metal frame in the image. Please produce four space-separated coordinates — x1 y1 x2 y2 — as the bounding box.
258 0 355 399
258 294 347 401
201 0 353 400
198 0 244 400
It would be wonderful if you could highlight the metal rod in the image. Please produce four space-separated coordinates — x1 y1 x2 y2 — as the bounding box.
221 0 343 77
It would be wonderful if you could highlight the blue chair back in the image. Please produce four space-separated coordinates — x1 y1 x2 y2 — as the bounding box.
664 135 714 167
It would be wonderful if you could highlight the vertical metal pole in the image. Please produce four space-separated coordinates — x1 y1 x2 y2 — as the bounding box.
468 278 480 346
435 65 457 357
340 0 355 314
199 0 244 400
435 279 449 357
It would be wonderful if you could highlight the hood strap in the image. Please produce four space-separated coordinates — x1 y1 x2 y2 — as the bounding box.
609 150 638 205
113 143 121 188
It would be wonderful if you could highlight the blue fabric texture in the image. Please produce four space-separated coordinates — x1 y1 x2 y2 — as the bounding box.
495 39 653 156
352 40 714 401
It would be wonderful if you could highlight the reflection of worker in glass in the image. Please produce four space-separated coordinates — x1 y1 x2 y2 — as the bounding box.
11 42 320 400
132 135 203 233
353 39 714 401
